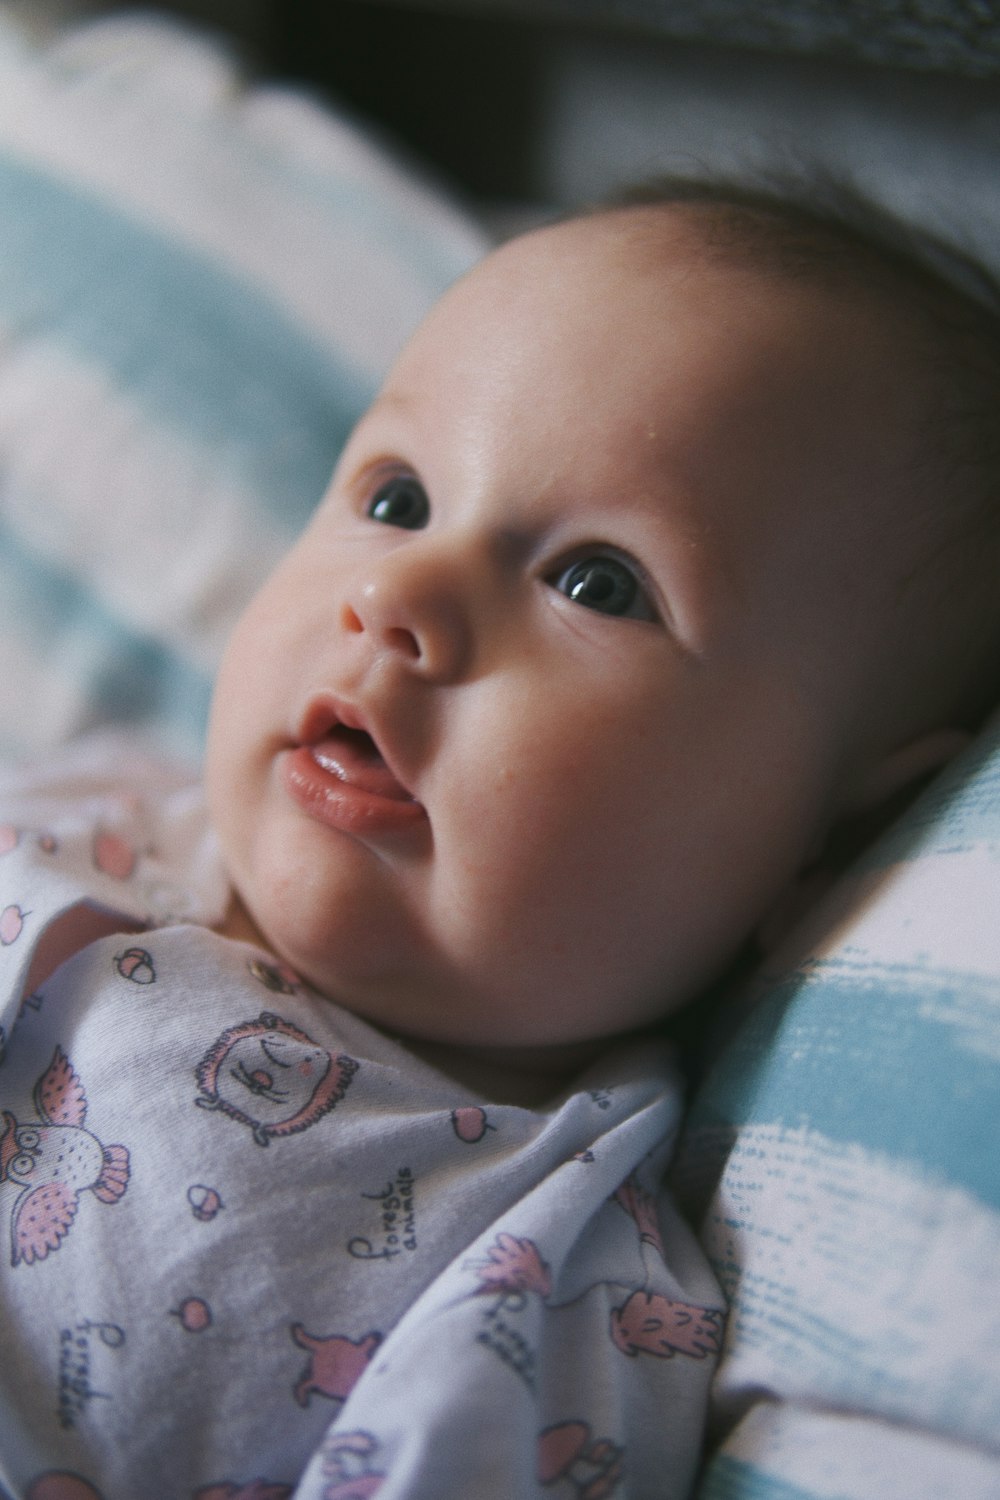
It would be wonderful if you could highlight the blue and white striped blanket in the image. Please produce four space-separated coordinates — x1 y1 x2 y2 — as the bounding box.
677 714 1000 1496
0 9 488 763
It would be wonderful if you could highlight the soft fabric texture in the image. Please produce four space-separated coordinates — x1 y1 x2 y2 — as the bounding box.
675 711 1000 1497
0 736 724 1500
0 8 489 764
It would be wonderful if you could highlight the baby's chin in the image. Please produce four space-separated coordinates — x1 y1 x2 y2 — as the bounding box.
212 896 610 1101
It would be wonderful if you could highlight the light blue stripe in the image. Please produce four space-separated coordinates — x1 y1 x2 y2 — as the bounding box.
689 955 1000 1209
700 1457 828 1500
0 150 374 533
0 508 212 757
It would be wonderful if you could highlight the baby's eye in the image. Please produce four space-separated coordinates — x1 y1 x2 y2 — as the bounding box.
551 555 656 620
366 475 429 530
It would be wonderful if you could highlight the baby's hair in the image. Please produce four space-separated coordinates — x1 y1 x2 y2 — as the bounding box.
591 171 1000 729
603 169 1000 313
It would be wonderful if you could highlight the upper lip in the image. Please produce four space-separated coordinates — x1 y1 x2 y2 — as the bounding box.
292 693 420 804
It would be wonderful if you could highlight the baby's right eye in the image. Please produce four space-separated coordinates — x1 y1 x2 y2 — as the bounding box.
366 475 430 530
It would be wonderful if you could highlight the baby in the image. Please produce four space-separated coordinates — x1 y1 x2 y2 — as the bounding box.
2 179 999 1500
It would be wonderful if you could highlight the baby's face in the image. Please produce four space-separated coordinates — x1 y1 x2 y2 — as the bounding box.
207 209 927 1053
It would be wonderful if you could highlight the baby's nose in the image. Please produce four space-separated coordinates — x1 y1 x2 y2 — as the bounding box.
341 544 472 682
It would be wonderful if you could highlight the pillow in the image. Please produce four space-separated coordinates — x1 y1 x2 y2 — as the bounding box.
674 710 1000 1497
0 7 490 764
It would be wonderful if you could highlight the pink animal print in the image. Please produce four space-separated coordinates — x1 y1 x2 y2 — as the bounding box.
291 1324 382 1407
609 1290 722 1360
612 1175 665 1260
474 1232 552 1299
1 1047 130 1266
537 1421 624 1498
195 1012 358 1147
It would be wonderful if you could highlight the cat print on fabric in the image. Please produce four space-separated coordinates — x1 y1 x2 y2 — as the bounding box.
291 1324 382 1407
194 1012 358 1147
0 1046 130 1267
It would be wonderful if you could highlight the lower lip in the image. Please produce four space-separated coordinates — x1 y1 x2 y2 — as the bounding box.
281 746 428 837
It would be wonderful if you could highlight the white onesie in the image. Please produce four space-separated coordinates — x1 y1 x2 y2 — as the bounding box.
0 738 724 1500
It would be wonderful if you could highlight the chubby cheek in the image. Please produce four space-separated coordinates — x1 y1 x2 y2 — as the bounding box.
430 670 816 1038
427 694 684 1020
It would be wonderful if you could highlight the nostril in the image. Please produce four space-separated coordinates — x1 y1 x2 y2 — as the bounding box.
386 625 421 661
341 600 422 661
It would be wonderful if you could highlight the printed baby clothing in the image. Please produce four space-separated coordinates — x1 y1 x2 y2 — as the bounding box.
0 737 725 1500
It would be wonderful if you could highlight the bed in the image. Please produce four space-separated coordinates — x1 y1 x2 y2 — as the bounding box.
0 2 997 1495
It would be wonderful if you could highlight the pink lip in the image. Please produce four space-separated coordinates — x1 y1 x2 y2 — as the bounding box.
282 697 427 837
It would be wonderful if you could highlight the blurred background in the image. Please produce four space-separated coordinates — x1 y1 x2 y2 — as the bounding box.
8 0 1000 218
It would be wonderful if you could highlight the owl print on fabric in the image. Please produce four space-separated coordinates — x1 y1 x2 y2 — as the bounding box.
0 1046 130 1266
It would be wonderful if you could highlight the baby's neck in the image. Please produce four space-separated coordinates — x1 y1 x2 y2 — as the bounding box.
401 1034 606 1108
217 895 605 1107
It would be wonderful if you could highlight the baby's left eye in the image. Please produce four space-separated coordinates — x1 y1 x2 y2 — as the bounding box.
550 555 656 621
366 474 429 530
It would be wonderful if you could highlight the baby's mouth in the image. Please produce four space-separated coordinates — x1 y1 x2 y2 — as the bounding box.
308 726 417 804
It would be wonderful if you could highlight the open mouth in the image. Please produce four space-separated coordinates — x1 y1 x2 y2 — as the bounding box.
309 725 417 804
282 703 427 836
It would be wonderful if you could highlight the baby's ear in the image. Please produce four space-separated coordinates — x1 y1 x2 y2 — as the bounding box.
756 726 971 957
838 726 972 817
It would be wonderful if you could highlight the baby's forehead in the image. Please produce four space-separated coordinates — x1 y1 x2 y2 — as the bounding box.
385 206 929 509
437 202 924 379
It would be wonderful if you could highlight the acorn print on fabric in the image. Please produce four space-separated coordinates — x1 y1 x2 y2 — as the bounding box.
114 947 156 985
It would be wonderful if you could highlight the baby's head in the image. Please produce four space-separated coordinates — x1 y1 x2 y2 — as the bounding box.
206 180 1000 1071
